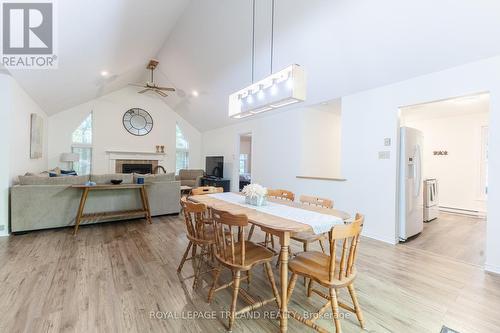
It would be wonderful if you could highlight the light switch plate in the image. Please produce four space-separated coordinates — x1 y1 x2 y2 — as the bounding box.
384 138 391 146
378 151 390 159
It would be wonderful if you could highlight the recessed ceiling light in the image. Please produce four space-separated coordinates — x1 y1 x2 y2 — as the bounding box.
192 90 199 97
100 70 109 77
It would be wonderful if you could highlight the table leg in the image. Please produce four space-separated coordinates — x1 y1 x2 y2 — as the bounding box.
140 186 152 224
74 188 89 235
279 232 290 332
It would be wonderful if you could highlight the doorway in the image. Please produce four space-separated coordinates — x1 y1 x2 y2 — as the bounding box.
398 92 490 266
239 133 252 191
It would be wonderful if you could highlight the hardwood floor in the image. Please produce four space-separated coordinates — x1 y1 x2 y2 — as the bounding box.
401 212 486 266
0 215 499 333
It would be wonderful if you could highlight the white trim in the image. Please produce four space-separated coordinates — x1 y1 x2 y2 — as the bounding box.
105 150 166 173
485 263 500 275
362 232 398 245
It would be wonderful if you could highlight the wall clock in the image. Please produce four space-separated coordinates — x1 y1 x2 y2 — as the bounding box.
122 108 153 136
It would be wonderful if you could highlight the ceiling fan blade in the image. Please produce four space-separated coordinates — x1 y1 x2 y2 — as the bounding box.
155 87 176 92
128 83 146 88
138 88 150 94
155 90 168 97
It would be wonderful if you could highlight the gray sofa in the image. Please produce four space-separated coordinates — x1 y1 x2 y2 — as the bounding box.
10 173 180 233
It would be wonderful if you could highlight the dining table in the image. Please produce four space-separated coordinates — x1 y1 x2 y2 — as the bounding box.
189 192 350 332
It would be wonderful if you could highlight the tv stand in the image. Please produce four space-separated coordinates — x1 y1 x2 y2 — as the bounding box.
201 177 230 192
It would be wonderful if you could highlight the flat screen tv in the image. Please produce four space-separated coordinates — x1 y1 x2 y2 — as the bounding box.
206 156 224 178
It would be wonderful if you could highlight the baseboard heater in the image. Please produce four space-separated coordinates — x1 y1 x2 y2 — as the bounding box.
439 206 486 217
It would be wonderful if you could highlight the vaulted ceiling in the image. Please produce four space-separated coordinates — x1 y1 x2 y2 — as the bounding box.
8 0 500 131
8 0 190 114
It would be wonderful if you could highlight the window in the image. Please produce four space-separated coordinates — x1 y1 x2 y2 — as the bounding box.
176 124 189 174
239 154 249 174
72 113 93 175
479 126 489 198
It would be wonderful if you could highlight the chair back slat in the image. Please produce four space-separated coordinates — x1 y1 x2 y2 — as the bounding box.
328 213 364 282
191 186 224 196
299 195 334 209
211 208 248 267
180 197 209 243
338 239 348 279
267 189 295 201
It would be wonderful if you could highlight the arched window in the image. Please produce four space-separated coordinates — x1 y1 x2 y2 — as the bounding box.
176 124 189 174
71 113 93 175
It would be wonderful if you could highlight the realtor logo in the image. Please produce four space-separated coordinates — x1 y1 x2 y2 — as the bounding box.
1 0 57 69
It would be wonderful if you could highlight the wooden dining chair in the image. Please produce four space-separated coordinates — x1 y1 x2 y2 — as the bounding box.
177 197 216 289
277 195 334 283
247 188 295 250
191 186 224 196
207 208 281 331
287 213 365 333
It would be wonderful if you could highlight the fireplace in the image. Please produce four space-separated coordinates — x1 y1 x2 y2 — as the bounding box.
115 159 158 174
122 163 152 174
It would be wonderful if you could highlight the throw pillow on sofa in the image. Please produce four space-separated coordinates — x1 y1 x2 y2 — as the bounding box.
133 172 175 183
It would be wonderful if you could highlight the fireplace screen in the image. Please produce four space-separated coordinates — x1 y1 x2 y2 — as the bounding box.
122 164 152 174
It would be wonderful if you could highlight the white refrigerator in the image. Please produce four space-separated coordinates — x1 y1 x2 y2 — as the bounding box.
399 127 424 241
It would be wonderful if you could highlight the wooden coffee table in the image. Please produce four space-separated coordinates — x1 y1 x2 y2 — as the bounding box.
71 184 152 234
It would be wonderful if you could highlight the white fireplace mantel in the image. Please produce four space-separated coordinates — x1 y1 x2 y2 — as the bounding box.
105 150 166 172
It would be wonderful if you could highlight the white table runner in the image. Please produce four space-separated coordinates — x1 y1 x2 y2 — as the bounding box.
207 192 343 234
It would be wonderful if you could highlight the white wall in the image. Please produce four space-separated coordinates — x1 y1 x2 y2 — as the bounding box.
9 77 49 184
403 105 489 213
0 75 11 236
201 56 500 274
300 103 342 178
202 104 343 192
48 87 202 174
0 74 48 235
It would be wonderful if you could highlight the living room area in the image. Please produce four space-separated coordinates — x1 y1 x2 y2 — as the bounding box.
2 1 500 333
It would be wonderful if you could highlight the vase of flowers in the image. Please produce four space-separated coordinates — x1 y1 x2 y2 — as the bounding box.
242 184 268 206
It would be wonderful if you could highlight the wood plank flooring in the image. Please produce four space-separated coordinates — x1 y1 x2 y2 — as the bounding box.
0 215 498 333
401 212 486 266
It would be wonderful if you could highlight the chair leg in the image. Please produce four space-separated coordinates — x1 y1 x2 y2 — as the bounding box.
228 271 241 331
248 225 255 241
246 270 252 286
287 273 298 305
264 262 281 308
276 250 282 268
347 283 365 329
192 245 205 289
177 241 192 273
303 243 308 286
208 264 222 303
329 288 342 333
264 233 269 247
319 239 326 253
307 279 313 297
270 234 275 249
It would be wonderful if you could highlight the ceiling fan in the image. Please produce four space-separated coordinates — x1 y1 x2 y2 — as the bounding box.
129 59 175 97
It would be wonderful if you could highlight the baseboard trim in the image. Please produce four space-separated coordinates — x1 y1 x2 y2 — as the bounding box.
362 233 398 245
485 263 500 275
439 206 486 217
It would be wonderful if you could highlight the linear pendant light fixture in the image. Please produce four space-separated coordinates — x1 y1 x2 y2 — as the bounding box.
228 0 306 119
